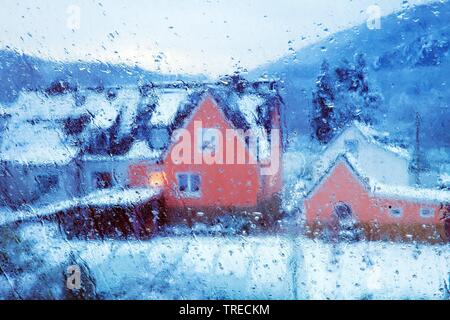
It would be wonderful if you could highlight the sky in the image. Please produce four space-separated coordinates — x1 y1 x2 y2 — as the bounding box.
0 0 433 77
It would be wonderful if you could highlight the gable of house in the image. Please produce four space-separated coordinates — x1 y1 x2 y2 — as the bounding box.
163 94 260 209
314 122 411 186
305 157 371 223
305 156 450 228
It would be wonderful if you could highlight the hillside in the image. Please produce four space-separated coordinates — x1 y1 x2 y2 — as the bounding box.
0 49 205 104
251 1 450 158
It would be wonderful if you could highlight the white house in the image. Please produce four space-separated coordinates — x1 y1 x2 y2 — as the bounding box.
313 121 412 186
0 89 84 208
79 140 163 194
0 120 79 208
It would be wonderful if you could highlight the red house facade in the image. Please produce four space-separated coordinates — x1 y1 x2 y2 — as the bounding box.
304 156 449 243
129 81 284 227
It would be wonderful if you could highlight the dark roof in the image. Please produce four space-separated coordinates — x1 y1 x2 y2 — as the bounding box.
167 82 282 133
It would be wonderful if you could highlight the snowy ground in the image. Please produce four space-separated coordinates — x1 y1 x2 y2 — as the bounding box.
1 222 448 300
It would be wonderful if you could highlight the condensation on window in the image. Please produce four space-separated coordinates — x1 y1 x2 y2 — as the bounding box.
0 0 449 300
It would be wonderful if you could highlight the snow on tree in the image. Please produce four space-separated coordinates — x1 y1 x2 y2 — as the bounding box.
334 53 382 125
312 54 383 143
312 60 335 143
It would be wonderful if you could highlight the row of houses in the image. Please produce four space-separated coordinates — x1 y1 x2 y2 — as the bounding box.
0 78 284 229
0 78 448 241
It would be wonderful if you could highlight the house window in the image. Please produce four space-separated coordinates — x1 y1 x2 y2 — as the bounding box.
345 139 359 154
198 128 220 154
419 208 435 218
94 172 113 189
176 173 201 196
35 174 59 194
389 207 403 218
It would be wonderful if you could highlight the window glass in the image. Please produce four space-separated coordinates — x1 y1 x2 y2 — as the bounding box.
95 172 113 189
35 175 59 194
177 173 200 194
190 174 201 193
389 207 403 218
419 208 435 218
177 173 188 192
2 0 450 302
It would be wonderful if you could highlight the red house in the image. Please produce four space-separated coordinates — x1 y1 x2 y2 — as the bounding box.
129 80 284 227
304 156 449 243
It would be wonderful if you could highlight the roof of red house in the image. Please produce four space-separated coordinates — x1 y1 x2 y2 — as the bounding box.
152 78 282 162
164 80 281 134
307 155 450 204
1 78 281 164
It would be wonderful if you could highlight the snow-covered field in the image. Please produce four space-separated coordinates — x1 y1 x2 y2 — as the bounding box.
1 222 448 300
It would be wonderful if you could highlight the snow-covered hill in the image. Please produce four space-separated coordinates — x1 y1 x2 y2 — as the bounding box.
0 49 206 104
251 1 450 158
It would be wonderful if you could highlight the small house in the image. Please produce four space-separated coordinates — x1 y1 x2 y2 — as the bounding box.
0 120 78 208
304 155 450 243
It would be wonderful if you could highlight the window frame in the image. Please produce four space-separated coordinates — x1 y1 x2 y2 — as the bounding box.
389 207 403 218
176 172 201 198
35 174 59 195
94 171 114 189
419 207 435 218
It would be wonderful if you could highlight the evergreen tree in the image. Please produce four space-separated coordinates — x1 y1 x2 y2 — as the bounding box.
334 53 382 126
312 60 335 143
311 54 384 144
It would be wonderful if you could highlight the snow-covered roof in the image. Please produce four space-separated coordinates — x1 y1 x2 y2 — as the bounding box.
346 153 449 203
81 140 163 162
110 88 142 135
237 94 273 160
150 88 191 126
237 94 265 127
7 87 142 131
439 173 450 185
8 91 76 121
353 121 410 160
309 155 450 204
0 187 162 226
83 92 119 129
2 83 279 162
370 181 450 204
314 121 412 186
0 104 7 117
0 120 77 165
155 86 278 161
124 140 163 160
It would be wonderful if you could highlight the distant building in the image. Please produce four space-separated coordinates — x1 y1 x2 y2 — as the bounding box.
304 155 450 243
0 121 78 208
0 79 285 230
313 121 412 186
79 140 163 194
0 86 146 207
